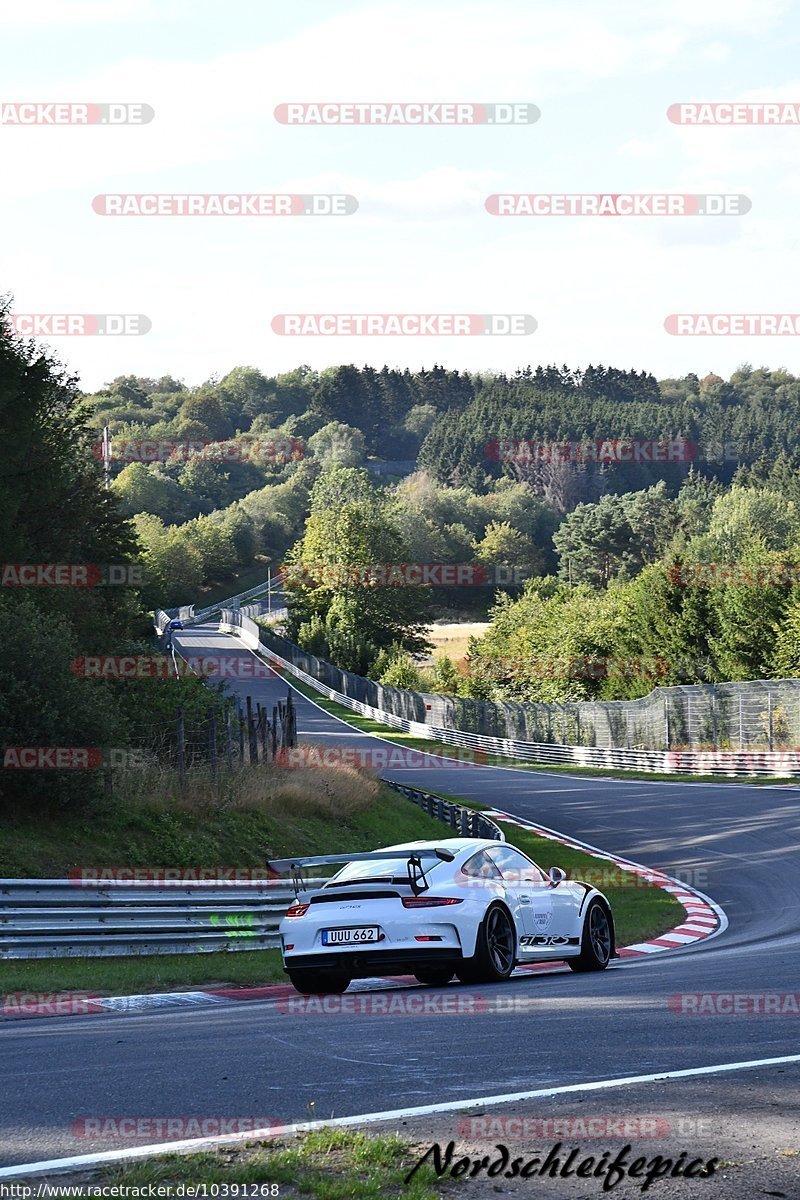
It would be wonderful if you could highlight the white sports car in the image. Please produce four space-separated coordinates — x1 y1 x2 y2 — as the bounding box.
268 838 616 994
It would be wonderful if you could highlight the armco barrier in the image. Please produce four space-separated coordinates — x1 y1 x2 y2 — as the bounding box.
383 781 504 841
0 879 317 960
240 621 800 778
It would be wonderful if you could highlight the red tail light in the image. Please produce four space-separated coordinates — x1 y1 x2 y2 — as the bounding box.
286 903 309 918
401 897 464 908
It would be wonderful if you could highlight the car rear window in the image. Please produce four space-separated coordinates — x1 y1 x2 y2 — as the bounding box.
328 857 446 884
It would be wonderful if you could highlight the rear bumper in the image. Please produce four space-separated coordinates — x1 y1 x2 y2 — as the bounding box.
284 948 465 978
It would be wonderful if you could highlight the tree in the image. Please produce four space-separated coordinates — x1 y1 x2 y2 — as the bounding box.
176 391 232 442
308 421 366 468
553 494 633 586
112 462 188 523
285 466 432 669
472 521 542 581
132 514 203 606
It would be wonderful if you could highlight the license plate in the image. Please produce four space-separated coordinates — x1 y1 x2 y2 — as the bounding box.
322 926 380 945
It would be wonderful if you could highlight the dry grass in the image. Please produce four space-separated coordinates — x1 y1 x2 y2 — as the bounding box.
110 758 379 821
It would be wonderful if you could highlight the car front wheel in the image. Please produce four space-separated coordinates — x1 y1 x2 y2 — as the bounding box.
568 900 612 972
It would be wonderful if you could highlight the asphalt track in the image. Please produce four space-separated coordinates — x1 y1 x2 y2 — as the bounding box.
2 625 799 1193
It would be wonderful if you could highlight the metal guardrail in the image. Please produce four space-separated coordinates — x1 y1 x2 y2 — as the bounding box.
0 879 326 960
190 573 285 625
382 781 504 842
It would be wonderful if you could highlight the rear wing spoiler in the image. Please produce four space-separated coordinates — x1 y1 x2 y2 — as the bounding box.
266 848 455 876
266 847 456 896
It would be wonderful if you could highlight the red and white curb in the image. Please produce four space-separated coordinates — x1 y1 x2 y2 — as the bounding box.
480 806 726 958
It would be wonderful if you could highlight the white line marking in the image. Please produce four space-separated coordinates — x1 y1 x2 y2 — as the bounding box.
3 1053 799 1181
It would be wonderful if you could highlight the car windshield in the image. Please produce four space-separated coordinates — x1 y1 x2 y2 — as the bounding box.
328 856 446 885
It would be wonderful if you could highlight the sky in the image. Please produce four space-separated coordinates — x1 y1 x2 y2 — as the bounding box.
2 0 800 390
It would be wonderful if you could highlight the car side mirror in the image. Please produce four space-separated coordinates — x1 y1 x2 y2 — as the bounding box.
548 866 566 887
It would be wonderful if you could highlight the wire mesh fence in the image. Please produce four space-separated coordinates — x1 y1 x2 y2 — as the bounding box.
258 628 800 752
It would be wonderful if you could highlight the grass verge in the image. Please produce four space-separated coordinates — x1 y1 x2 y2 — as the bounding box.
58 1131 454 1199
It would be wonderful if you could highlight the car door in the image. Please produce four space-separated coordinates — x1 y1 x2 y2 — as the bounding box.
484 845 555 953
460 848 530 936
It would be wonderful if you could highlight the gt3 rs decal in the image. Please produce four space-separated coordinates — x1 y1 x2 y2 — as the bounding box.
519 935 580 948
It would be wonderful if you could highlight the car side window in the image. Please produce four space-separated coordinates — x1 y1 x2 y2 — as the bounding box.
461 850 503 880
486 846 546 885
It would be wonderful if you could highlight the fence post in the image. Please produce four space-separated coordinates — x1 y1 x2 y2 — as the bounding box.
177 706 185 787
225 708 233 772
246 696 258 763
710 687 718 749
768 691 774 752
664 698 670 750
208 709 217 783
238 707 245 768
738 694 744 750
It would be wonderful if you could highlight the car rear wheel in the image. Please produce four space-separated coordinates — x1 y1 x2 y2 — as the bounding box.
413 968 455 986
568 900 612 972
457 903 516 984
287 969 351 994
